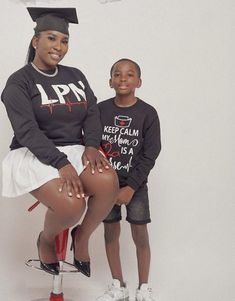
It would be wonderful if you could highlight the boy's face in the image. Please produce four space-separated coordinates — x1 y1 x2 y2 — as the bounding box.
109 61 142 96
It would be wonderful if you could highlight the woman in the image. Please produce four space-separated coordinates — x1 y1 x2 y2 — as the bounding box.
1 7 118 277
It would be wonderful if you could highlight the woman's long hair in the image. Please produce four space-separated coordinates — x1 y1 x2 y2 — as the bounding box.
25 34 40 64
26 39 35 64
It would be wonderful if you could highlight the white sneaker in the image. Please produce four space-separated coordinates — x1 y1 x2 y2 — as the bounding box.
135 283 155 301
96 279 129 301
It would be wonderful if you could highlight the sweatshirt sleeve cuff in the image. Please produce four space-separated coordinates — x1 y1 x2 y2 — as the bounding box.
126 178 139 191
84 140 100 149
55 157 71 170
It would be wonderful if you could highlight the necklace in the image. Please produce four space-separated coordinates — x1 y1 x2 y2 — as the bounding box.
31 62 58 77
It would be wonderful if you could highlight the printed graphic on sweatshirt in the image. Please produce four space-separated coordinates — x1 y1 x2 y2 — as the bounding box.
102 115 139 172
36 80 87 114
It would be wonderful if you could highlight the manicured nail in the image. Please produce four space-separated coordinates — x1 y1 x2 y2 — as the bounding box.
69 192 72 197
81 193 85 198
59 188 62 192
76 194 80 198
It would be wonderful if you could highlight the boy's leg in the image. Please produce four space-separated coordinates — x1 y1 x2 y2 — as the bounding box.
130 223 150 286
96 220 129 300
126 185 156 300
104 222 124 285
126 184 151 288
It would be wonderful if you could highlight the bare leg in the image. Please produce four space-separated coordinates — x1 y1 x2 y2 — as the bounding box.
131 224 151 287
73 167 119 261
31 178 86 263
104 222 125 285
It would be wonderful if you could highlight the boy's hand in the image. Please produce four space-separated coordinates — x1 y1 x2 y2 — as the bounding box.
116 186 135 205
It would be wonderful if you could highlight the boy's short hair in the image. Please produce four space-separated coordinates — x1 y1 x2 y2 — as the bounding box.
110 58 141 78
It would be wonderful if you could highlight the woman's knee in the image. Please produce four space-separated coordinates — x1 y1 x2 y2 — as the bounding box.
31 179 86 221
56 195 86 222
101 168 119 186
81 168 119 197
97 170 119 197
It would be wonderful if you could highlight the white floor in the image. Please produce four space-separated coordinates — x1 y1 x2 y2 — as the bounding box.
0 217 234 301
1 268 141 301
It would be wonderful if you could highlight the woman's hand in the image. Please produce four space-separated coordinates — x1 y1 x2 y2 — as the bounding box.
58 164 84 198
82 146 110 174
116 186 135 206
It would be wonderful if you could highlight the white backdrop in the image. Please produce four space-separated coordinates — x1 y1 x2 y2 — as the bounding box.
0 0 234 301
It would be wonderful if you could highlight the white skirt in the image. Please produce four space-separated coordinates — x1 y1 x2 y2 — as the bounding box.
2 145 85 197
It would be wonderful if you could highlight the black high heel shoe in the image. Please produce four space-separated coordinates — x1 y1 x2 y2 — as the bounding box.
37 232 60 275
70 226 90 277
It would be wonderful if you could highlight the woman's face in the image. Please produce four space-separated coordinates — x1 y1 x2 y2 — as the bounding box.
32 30 69 70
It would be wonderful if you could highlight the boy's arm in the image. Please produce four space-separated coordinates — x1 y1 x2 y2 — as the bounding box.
126 110 161 191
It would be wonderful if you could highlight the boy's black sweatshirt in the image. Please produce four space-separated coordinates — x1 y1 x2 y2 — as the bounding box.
98 98 161 191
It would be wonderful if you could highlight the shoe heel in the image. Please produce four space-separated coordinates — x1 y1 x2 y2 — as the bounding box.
70 226 76 251
37 232 60 275
70 225 90 277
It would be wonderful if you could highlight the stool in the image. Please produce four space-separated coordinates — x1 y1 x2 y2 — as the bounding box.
26 201 79 301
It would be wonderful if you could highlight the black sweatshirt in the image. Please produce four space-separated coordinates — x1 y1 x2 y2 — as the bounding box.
98 98 161 191
1 64 102 170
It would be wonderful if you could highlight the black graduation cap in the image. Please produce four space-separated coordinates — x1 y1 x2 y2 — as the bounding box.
27 7 79 35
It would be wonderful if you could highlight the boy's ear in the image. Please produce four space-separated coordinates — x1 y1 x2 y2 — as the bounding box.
109 79 113 88
137 78 142 88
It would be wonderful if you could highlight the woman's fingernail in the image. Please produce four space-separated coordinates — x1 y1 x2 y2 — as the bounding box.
76 194 80 198
81 193 85 198
59 188 62 192
99 168 103 172
69 192 72 197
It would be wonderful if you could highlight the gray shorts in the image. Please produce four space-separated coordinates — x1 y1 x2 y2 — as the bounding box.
103 184 151 225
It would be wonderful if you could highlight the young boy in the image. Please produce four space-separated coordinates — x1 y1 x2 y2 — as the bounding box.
96 58 161 301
